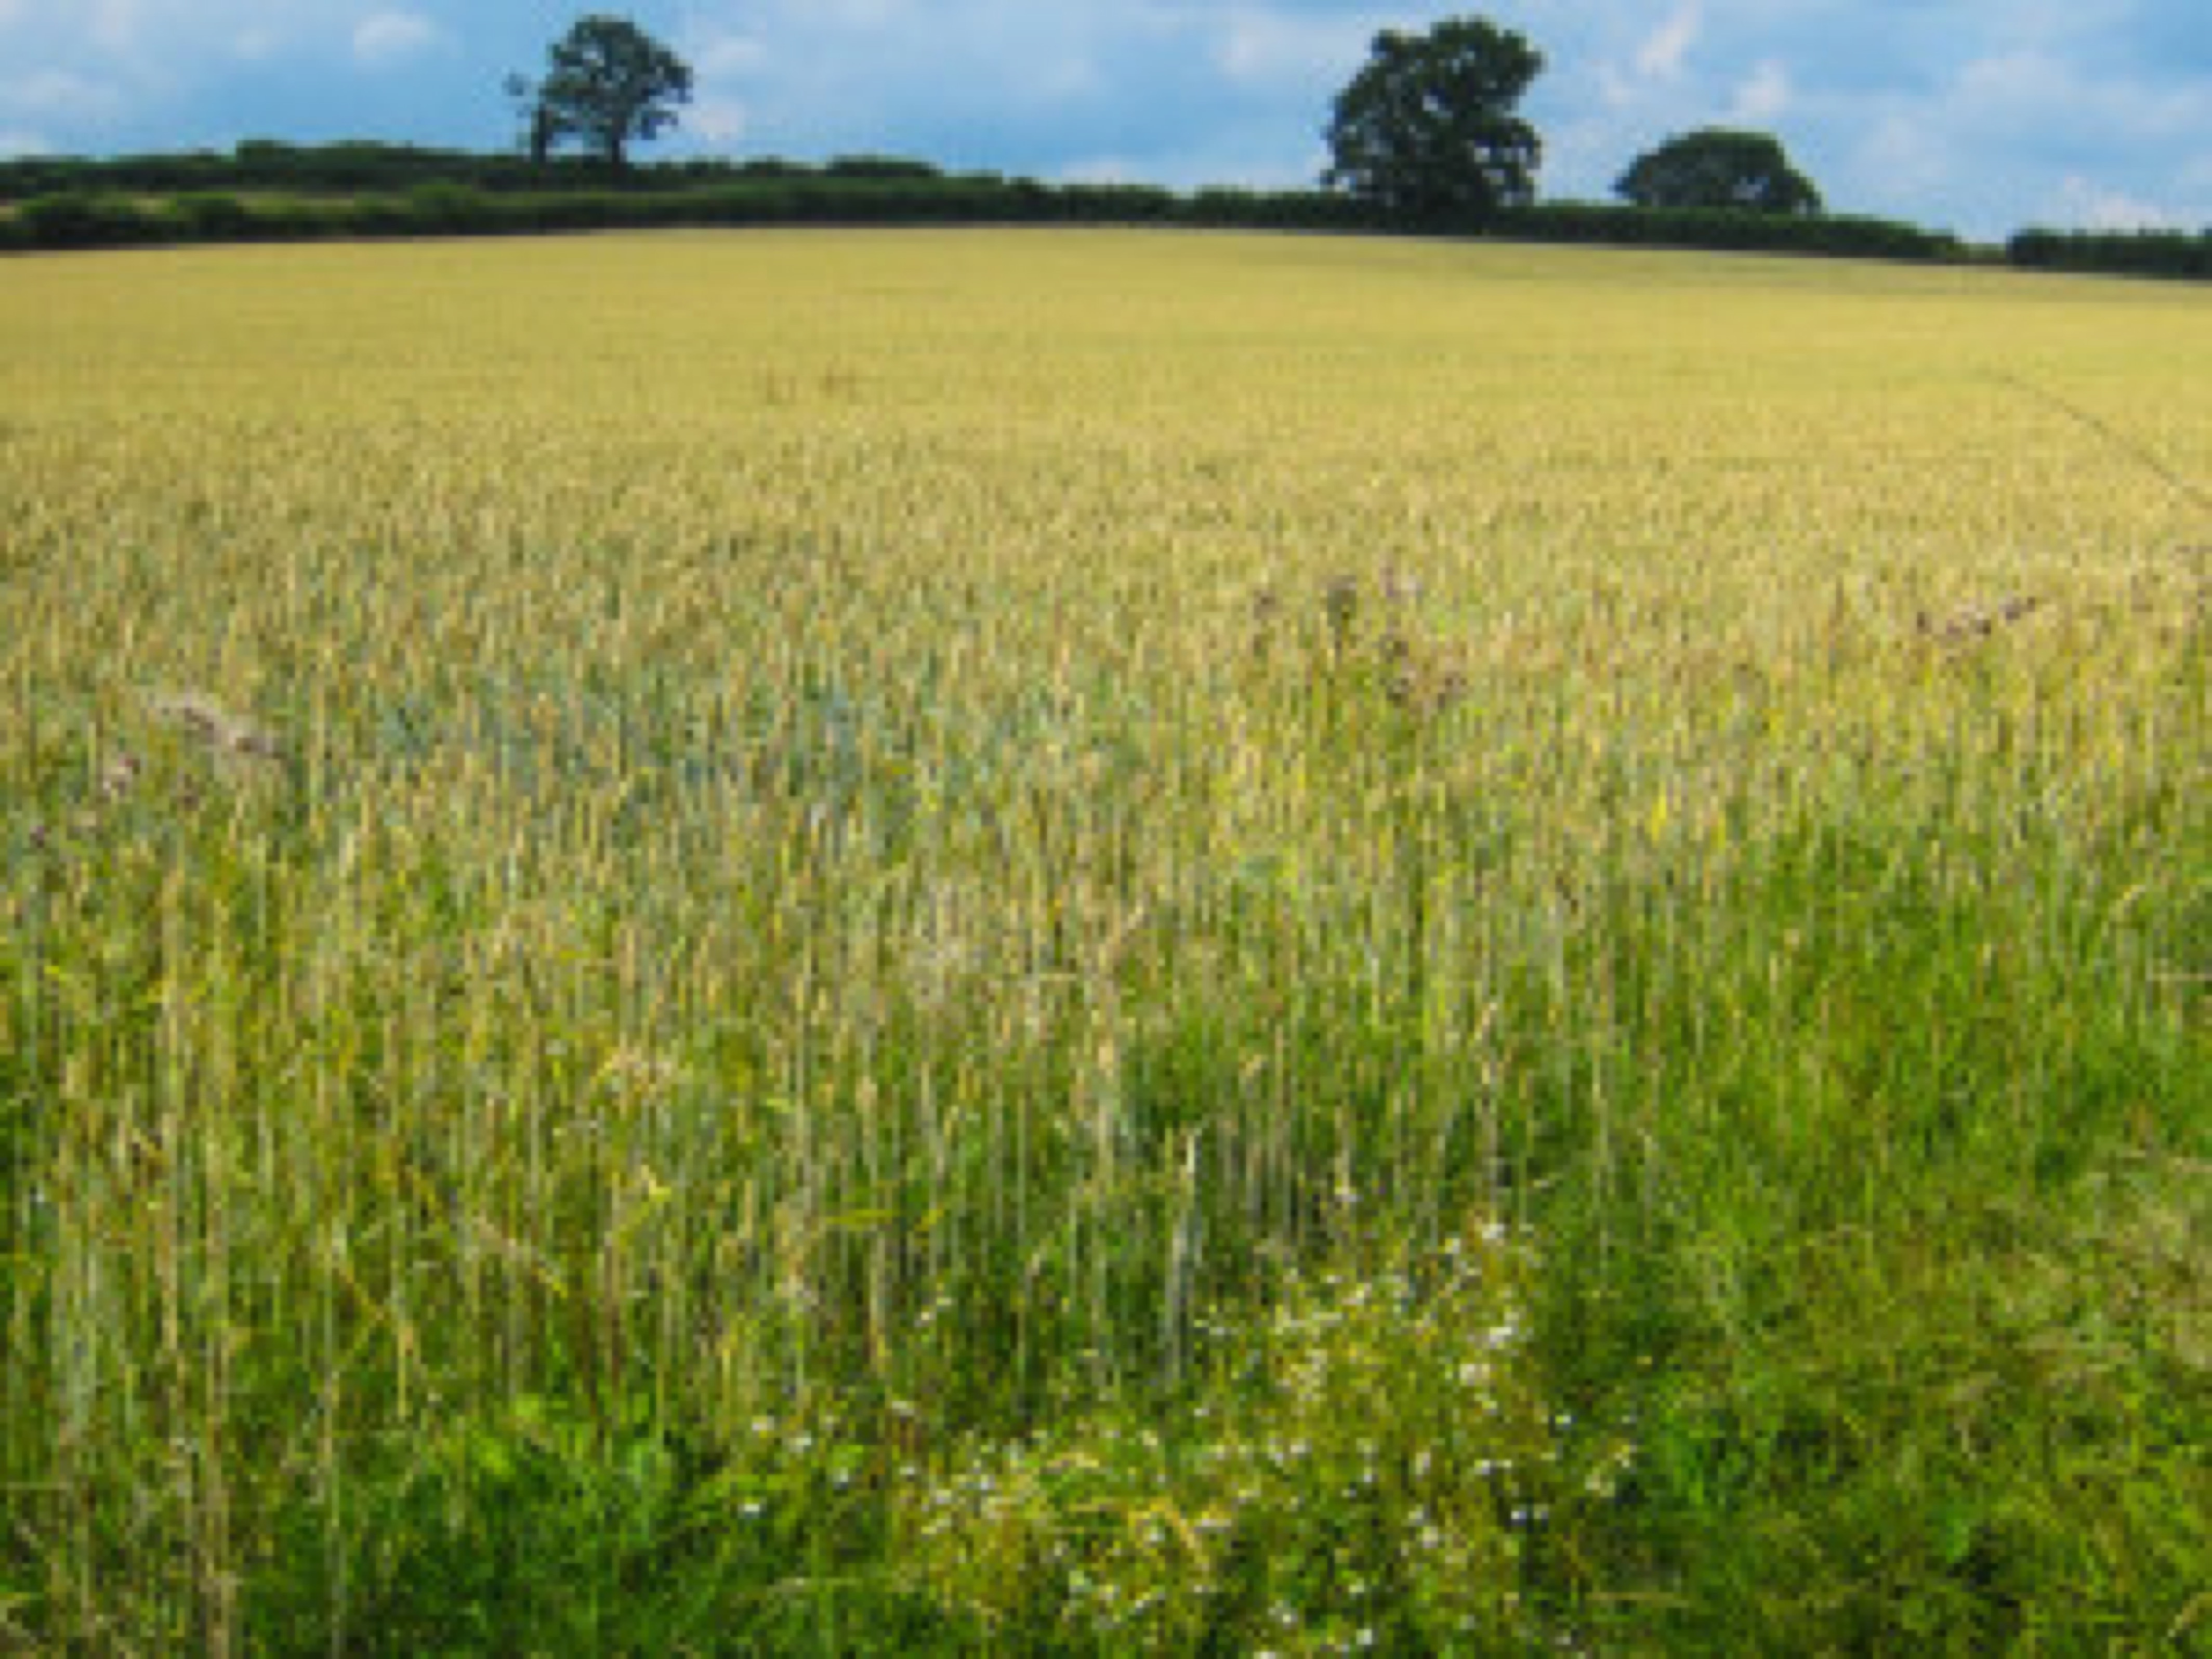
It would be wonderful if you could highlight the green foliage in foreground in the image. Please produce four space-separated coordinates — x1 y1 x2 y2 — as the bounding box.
231 1216 1568 1655
3 611 2201 1651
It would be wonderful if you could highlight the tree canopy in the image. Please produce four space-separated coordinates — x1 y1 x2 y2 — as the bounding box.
1323 17 1544 225
1616 128 1823 216
520 15 693 172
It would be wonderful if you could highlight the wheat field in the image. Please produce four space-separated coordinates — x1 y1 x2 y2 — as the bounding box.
2 230 2205 1651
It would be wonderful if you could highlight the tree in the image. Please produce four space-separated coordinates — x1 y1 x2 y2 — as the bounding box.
525 15 692 172
1616 128 1823 215
1323 17 1544 225
503 73 567 166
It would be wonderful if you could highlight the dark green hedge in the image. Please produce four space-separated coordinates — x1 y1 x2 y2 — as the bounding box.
2008 228 2212 281
17 192 170 247
1183 188 1386 232
0 141 952 203
3 177 1181 249
3 176 1977 273
1496 201 1961 261
9 139 2201 282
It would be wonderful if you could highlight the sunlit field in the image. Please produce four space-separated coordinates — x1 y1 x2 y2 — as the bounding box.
2 229 2205 1651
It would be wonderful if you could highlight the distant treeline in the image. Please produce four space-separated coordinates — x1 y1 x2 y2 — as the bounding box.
0 139 948 199
0 140 2198 279
2006 227 2212 282
0 178 1964 264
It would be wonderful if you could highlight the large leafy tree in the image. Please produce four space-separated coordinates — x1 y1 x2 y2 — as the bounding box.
1324 17 1544 225
1616 128 1823 215
524 15 693 172
503 72 567 166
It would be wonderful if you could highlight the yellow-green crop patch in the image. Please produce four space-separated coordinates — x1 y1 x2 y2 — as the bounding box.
2 231 2205 1651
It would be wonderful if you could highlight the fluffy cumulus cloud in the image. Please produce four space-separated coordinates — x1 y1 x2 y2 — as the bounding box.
351 10 448 71
1728 61 1792 124
0 0 2206 236
1634 6 1701 83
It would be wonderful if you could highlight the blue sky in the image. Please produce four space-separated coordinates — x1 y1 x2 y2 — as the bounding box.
2 2 2207 239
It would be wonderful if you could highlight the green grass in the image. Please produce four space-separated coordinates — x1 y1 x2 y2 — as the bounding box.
1 230 2206 1651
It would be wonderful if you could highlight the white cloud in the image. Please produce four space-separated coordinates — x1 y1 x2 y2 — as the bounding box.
1060 154 1143 185
1951 47 2207 147
2 68 126 122
2051 174 2180 231
88 0 146 55
783 0 901 26
351 9 443 70
1595 3 1706 114
1848 111 1949 199
691 33 768 83
688 97 748 147
1634 6 1700 82
1023 54 1104 106
1216 10 1370 89
1729 59 1792 123
0 128 52 156
1949 50 2069 124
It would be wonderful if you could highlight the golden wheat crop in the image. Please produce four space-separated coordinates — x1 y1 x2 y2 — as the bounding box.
1 230 2204 1649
